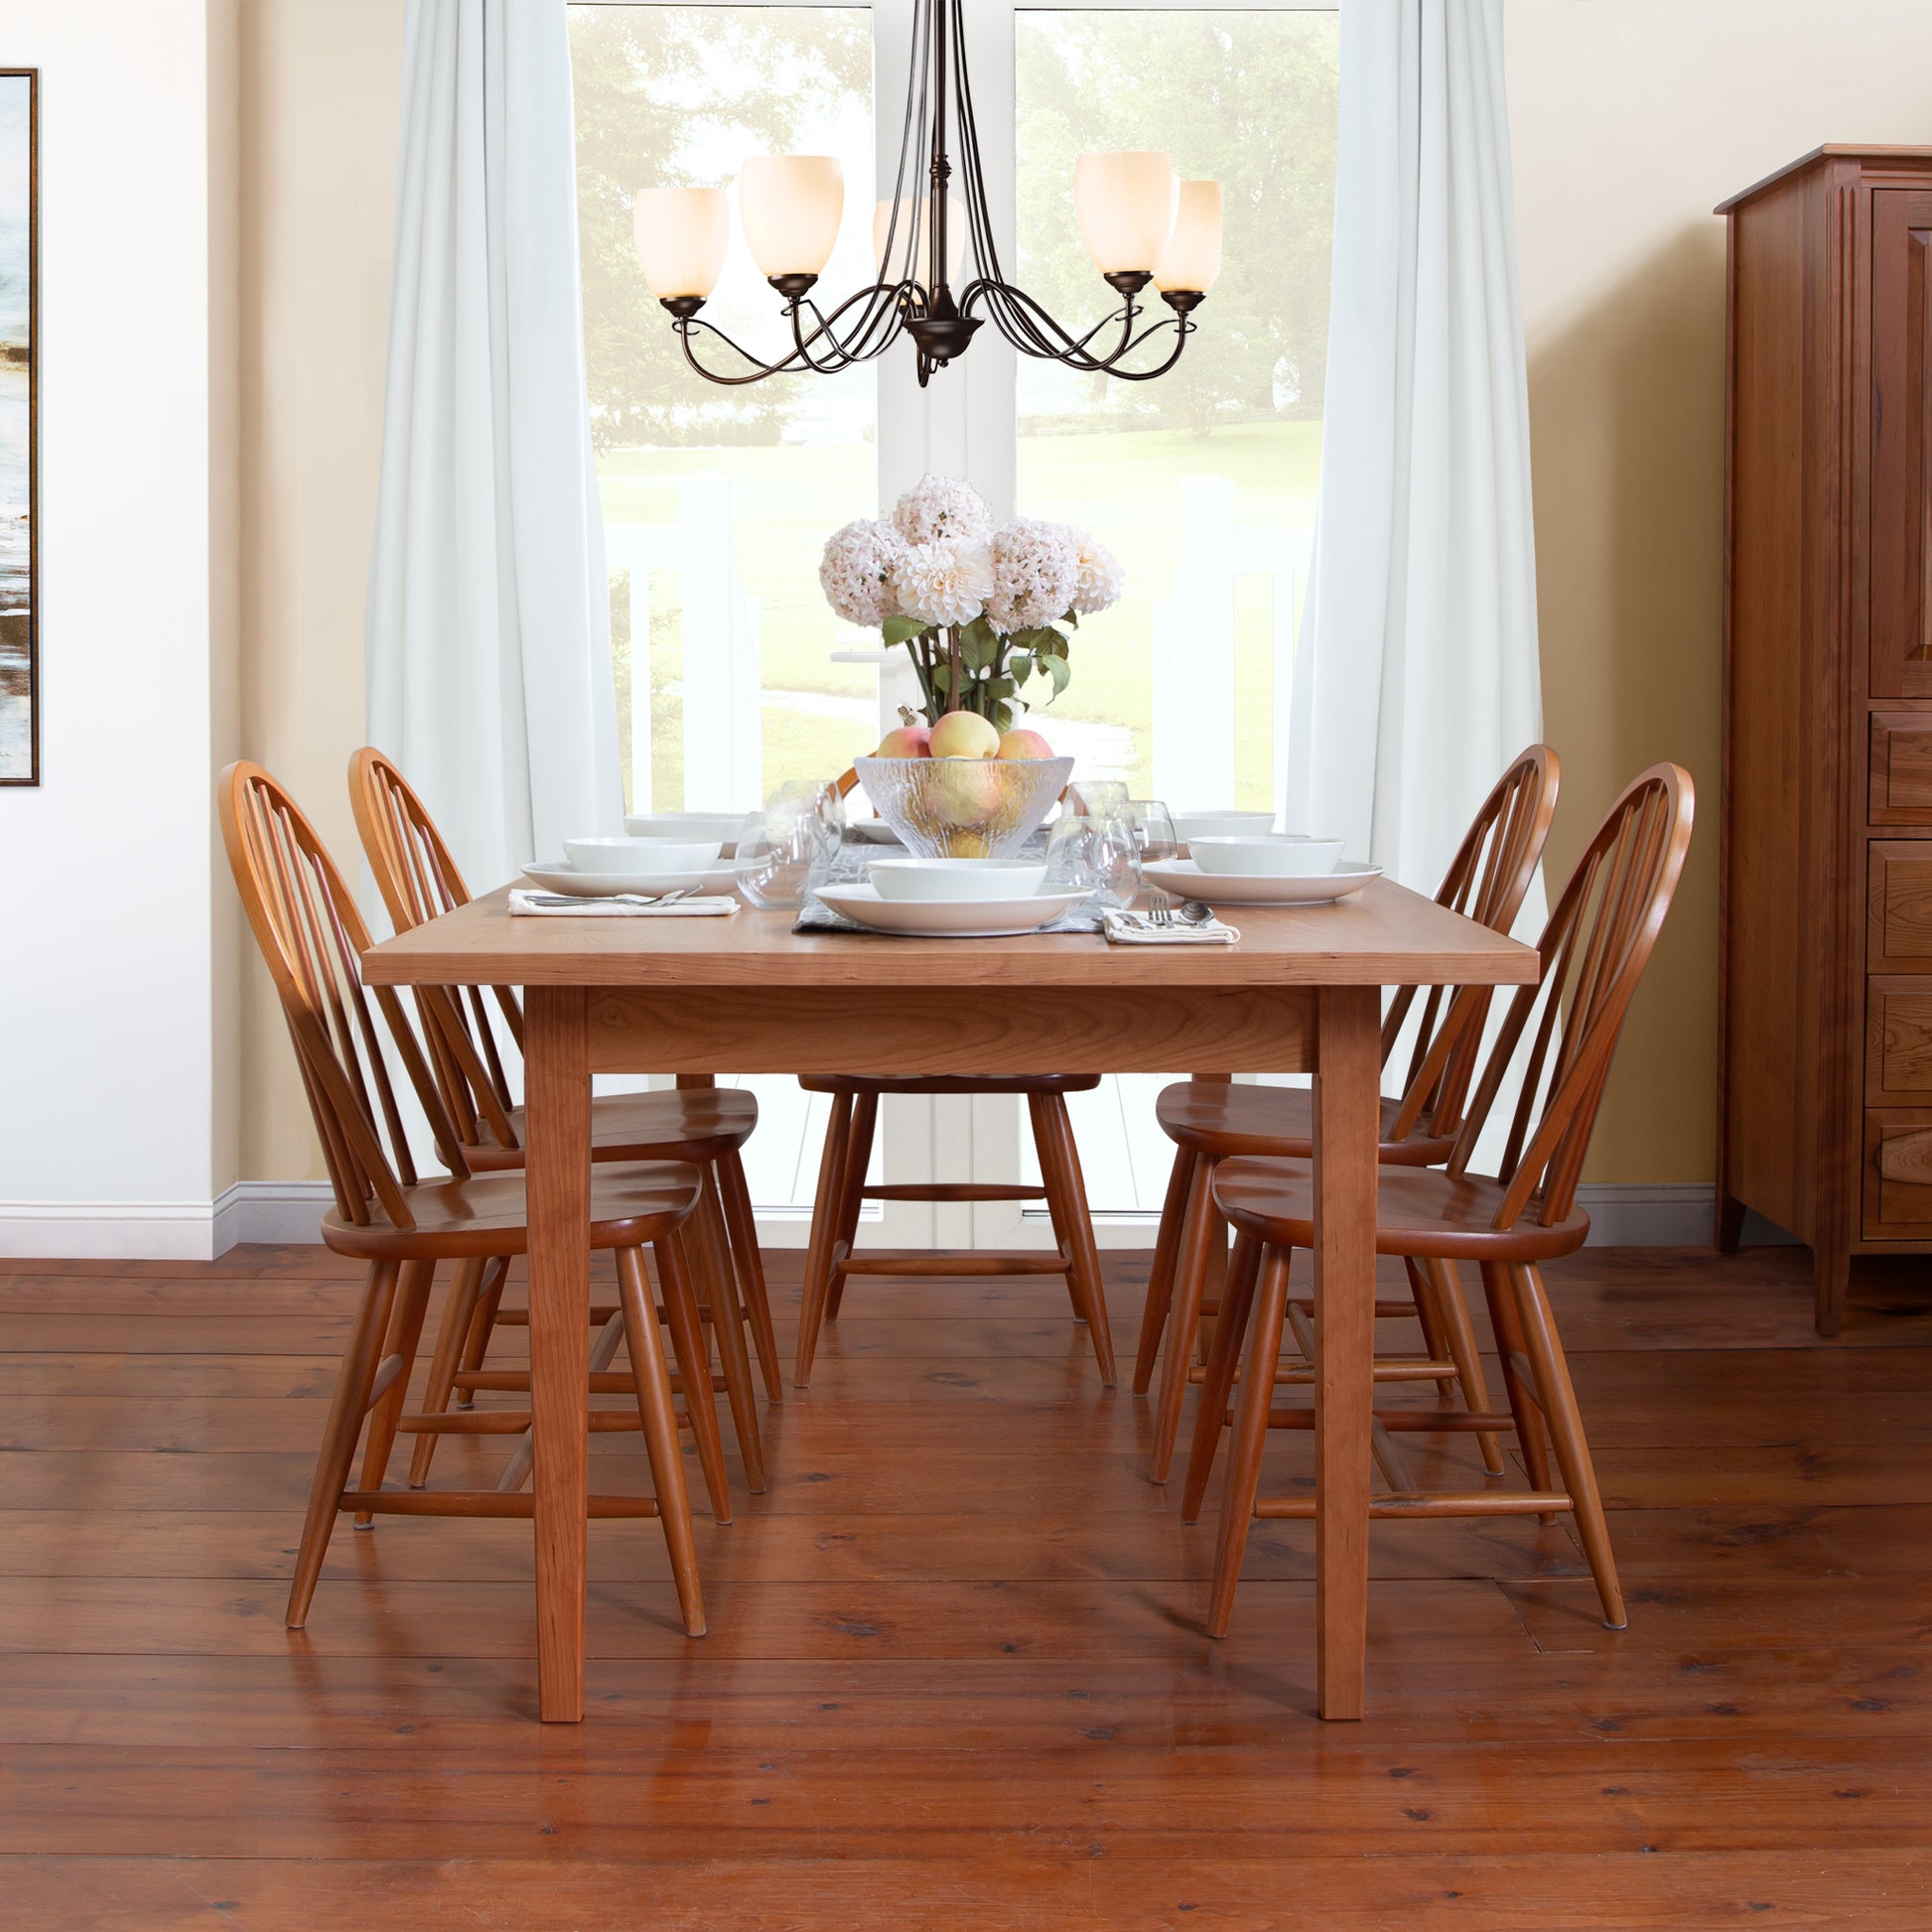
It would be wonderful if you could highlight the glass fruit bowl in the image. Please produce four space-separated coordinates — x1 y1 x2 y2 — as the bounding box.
854 755 1074 859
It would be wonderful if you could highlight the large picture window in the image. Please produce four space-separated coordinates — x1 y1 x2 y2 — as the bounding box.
571 0 1338 1218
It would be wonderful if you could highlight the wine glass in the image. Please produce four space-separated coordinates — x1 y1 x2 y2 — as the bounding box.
1045 790 1141 908
735 780 845 909
1126 799 1180 867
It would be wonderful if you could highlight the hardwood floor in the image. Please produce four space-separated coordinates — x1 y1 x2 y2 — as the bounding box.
4 1240 1932 1928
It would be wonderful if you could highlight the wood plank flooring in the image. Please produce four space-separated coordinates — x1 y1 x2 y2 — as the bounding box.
4 1240 1932 1928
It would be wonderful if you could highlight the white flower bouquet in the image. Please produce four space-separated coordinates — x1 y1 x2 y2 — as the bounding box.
819 475 1123 734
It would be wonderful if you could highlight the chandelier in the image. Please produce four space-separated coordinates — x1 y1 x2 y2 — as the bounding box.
629 0 1223 388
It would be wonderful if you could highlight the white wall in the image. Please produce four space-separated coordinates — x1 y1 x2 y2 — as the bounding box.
0 0 232 1256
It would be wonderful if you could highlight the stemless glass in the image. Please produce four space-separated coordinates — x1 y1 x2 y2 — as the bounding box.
735 779 845 909
1126 799 1179 867
1045 789 1141 908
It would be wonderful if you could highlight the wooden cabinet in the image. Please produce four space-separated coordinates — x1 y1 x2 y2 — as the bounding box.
1718 148 1932 1334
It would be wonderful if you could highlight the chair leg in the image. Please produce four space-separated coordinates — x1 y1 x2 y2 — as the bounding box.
1427 1256 1505 1476
824 1090 878 1322
1208 1243 1292 1639
287 1259 401 1628
1402 1256 1455 1398
1511 1262 1625 1629
794 1087 854 1388
642 1237 732 1525
695 1169 766 1494
618 1243 706 1639
408 1256 486 1487
1479 1258 1554 1499
1134 1146 1196 1396
1035 1095 1116 1387
1181 1231 1264 1524
353 1259 435 1526
1029 1094 1092 1328
454 1255 510 1407
1151 1155 1219 1482
718 1150 783 1404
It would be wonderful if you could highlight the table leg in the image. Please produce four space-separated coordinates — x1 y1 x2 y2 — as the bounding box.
1311 984 1379 1721
524 985 593 1723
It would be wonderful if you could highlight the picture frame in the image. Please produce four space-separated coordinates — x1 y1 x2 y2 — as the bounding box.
0 69 38 786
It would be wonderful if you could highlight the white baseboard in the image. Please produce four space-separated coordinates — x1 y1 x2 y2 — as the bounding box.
0 1180 1796 1263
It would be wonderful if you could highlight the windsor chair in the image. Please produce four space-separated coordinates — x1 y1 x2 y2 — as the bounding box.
1191 762 1694 1639
219 760 725 1637
1133 746 1560 1484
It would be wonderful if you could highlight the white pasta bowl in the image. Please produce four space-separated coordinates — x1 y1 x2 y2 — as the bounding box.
564 835 722 877
868 858 1050 902
1173 809 1277 844
1189 835 1346 878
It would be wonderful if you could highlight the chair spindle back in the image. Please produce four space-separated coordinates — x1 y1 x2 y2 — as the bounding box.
1449 761 1695 1228
348 748 523 1161
218 760 470 1229
1384 744 1561 1144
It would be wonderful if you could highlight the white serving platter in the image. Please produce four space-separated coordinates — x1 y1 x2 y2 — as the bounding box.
812 882 1086 938
1143 858 1383 906
521 862 739 898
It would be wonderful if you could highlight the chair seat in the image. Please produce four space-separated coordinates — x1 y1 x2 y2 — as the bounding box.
1211 1154 1591 1263
1156 1080 1451 1167
464 1086 759 1172
798 1073 1102 1096
322 1160 704 1261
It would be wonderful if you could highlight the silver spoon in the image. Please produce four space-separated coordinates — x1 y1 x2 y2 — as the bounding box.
1176 899 1215 925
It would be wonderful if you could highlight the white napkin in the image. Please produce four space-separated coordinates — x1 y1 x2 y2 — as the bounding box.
508 890 740 918
1103 908 1240 946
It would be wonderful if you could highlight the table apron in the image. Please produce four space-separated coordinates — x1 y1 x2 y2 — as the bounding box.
585 984 1315 1076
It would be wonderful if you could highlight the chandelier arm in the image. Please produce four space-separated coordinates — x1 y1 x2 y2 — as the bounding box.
674 282 924 386
788 283 910 372
963 277 1139 366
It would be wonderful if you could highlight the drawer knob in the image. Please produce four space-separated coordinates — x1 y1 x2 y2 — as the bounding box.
1877 1128 1932 1184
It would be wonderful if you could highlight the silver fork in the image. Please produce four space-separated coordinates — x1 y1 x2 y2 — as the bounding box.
1145 889 1173 929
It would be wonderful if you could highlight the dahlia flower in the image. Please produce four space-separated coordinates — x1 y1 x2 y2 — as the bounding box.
985 517 1081 634
892 474 994 548
892 536 994 628
1064 527 1125 616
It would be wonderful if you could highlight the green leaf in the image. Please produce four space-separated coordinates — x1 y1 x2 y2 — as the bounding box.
1059 609 1079 628
960 622 999 672
991 702 1015 735
882 615 928 647
930 661 953 691
1042 654 1072 699
1007 652 1032 687
985 676 1018 701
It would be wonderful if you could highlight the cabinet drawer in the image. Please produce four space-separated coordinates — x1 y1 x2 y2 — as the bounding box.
1864 1110 1932 1237
1870 715 1932 823
1867 977 1932 1099
1867 843 1932 968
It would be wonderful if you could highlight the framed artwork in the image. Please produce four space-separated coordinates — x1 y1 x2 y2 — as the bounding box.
0 70 35 785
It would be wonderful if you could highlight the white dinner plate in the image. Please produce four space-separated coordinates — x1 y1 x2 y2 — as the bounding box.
1143 858 1383 906
521 862 739 897
812 883 1087 937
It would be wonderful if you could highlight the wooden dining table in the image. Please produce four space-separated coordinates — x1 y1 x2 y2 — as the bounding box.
359 878 1537 1723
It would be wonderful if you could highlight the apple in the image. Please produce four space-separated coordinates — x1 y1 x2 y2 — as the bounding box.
925 756 1004 831
874 724 931 759
996 727 1053 761
928 709 1002 759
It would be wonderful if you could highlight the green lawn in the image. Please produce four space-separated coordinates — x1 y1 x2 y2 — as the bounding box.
597 420 1322 810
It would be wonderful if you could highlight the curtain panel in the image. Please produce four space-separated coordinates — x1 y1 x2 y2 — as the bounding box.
365 0 621 894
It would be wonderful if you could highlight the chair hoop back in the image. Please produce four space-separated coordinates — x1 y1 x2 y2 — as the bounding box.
1385 745 1561 1144
218 760 472 1230
1449 761 1696 1228
348 748 523 1160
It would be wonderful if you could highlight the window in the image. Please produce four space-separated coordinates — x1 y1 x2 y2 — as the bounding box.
571 0 1338 1218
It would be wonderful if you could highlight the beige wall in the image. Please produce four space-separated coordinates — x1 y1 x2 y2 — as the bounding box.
237 0 403 1180
1508 0 1932 1184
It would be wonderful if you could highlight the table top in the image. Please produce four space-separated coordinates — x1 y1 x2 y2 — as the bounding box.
359 880 1540 991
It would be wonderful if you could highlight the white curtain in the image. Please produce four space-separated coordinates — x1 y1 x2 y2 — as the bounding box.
365 0 621 894
1283 0 1541 897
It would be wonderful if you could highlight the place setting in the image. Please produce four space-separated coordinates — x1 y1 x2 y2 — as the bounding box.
513 822 742 916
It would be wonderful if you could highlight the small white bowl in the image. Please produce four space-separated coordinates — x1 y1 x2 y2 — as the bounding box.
868 858 1049 902
1189 836 1345 878
623 811 746 845
1173 809 1277 844
564 835 722 877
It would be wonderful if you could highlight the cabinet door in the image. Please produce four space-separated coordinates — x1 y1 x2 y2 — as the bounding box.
1871 190 1932 698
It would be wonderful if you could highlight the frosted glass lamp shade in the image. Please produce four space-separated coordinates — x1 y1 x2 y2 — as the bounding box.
873 194 967 283
739 155 845 279
1154 180 1223 293
632 187 731 300
1073 151 1176 275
